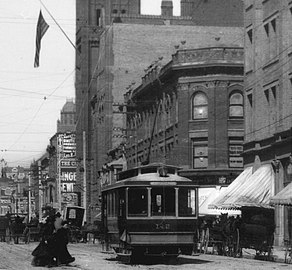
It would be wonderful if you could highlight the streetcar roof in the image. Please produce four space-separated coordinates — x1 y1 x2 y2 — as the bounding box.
117 163 182 181
101 163 197 191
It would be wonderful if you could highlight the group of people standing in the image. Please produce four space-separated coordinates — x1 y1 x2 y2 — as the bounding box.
31 210 75 267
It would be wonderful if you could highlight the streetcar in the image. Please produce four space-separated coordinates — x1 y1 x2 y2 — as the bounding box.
101 163 199 260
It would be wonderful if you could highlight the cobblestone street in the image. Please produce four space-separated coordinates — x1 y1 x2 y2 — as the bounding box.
0 241 290 270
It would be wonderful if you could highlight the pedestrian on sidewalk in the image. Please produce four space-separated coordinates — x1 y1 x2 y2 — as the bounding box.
31 210 75 267
31 210 56 267
52 212 75 265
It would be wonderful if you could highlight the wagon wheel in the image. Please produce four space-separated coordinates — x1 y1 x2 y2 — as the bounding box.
224 236 232 257
203 227 210 254
5 227 10 243
285 246 292 264
233 228 241 258
198 228 205 253
266 234 274 260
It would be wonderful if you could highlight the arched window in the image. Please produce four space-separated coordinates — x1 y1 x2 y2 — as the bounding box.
192 92 208 119
229 92 243 118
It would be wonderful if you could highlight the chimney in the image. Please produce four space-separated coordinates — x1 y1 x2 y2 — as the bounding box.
181 0 193 17
161 0 173 17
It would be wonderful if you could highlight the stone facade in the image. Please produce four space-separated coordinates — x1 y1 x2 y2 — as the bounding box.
243 0 292 246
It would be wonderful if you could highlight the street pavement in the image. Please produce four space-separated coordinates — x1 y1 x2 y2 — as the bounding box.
0 240 291 269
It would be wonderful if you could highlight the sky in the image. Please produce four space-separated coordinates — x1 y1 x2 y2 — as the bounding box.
0 0 180 167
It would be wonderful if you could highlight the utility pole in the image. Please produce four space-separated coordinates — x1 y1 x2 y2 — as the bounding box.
83 131 87 223
163 92 167 163
28 173 31 221
57 136 62 212
38 161 42 220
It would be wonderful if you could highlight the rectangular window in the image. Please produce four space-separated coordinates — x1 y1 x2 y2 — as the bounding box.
264 22 270 64
245 27 253 72
229 138 243 168
193 141 208 168
247 93 253 107
151 187 175 216
289 5 292 50
96 9 101 26
247 28 253 43
128 188 148 216
270 18 277 59
271 86 276 99
106 191 117 217
178 188 196 217
264 89 269 103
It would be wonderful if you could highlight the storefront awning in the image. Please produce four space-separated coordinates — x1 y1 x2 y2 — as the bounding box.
270 182 292 206
209 164 275 210
199 186 241 216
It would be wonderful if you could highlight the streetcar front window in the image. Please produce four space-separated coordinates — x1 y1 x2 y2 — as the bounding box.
178 188 197 216
128 188 148 216
151 187 175 216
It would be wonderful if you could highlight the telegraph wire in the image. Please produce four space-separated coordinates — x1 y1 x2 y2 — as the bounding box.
4 3 291 165
39 0 77 53
6 2 77 154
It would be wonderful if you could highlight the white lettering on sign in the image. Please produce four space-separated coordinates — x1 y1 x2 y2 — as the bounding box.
58 133 76 157
60 160 76 167
61 183 74 192
61 172 76 182
1 199 11 204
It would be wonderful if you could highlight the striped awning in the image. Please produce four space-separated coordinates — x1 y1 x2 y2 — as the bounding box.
209 164 275 210
199 186 241 216
270 182 292 206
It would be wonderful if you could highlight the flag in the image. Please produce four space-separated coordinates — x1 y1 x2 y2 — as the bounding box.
34 10 49 68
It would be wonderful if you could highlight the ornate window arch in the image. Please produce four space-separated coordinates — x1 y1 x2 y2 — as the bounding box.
229 92 243 118
192 92 208 119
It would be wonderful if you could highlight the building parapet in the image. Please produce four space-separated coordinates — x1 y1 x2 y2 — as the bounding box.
172 47 244 66
112 13 192 21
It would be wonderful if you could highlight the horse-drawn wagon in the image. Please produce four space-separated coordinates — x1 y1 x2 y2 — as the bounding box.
199 207 274 259
198 214 239 256
63 206 85 243
235 207 274 258
0 215 10 242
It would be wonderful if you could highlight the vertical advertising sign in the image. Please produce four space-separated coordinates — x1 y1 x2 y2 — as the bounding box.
57 133 77 207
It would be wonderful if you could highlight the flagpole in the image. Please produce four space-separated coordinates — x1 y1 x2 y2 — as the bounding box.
39 0 78 53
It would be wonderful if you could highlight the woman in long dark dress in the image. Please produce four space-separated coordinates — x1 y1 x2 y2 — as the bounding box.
31 213 56 267
51 212 75 265
31 210 75 267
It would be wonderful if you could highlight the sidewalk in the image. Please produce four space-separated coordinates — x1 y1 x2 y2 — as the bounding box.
242 246 290 264
200 245 291 264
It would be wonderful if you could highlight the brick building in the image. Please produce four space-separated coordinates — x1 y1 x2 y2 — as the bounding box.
181 0 243 27
243 1 292 246
124 46 244 189
75 0 244 221
34 100 78 215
